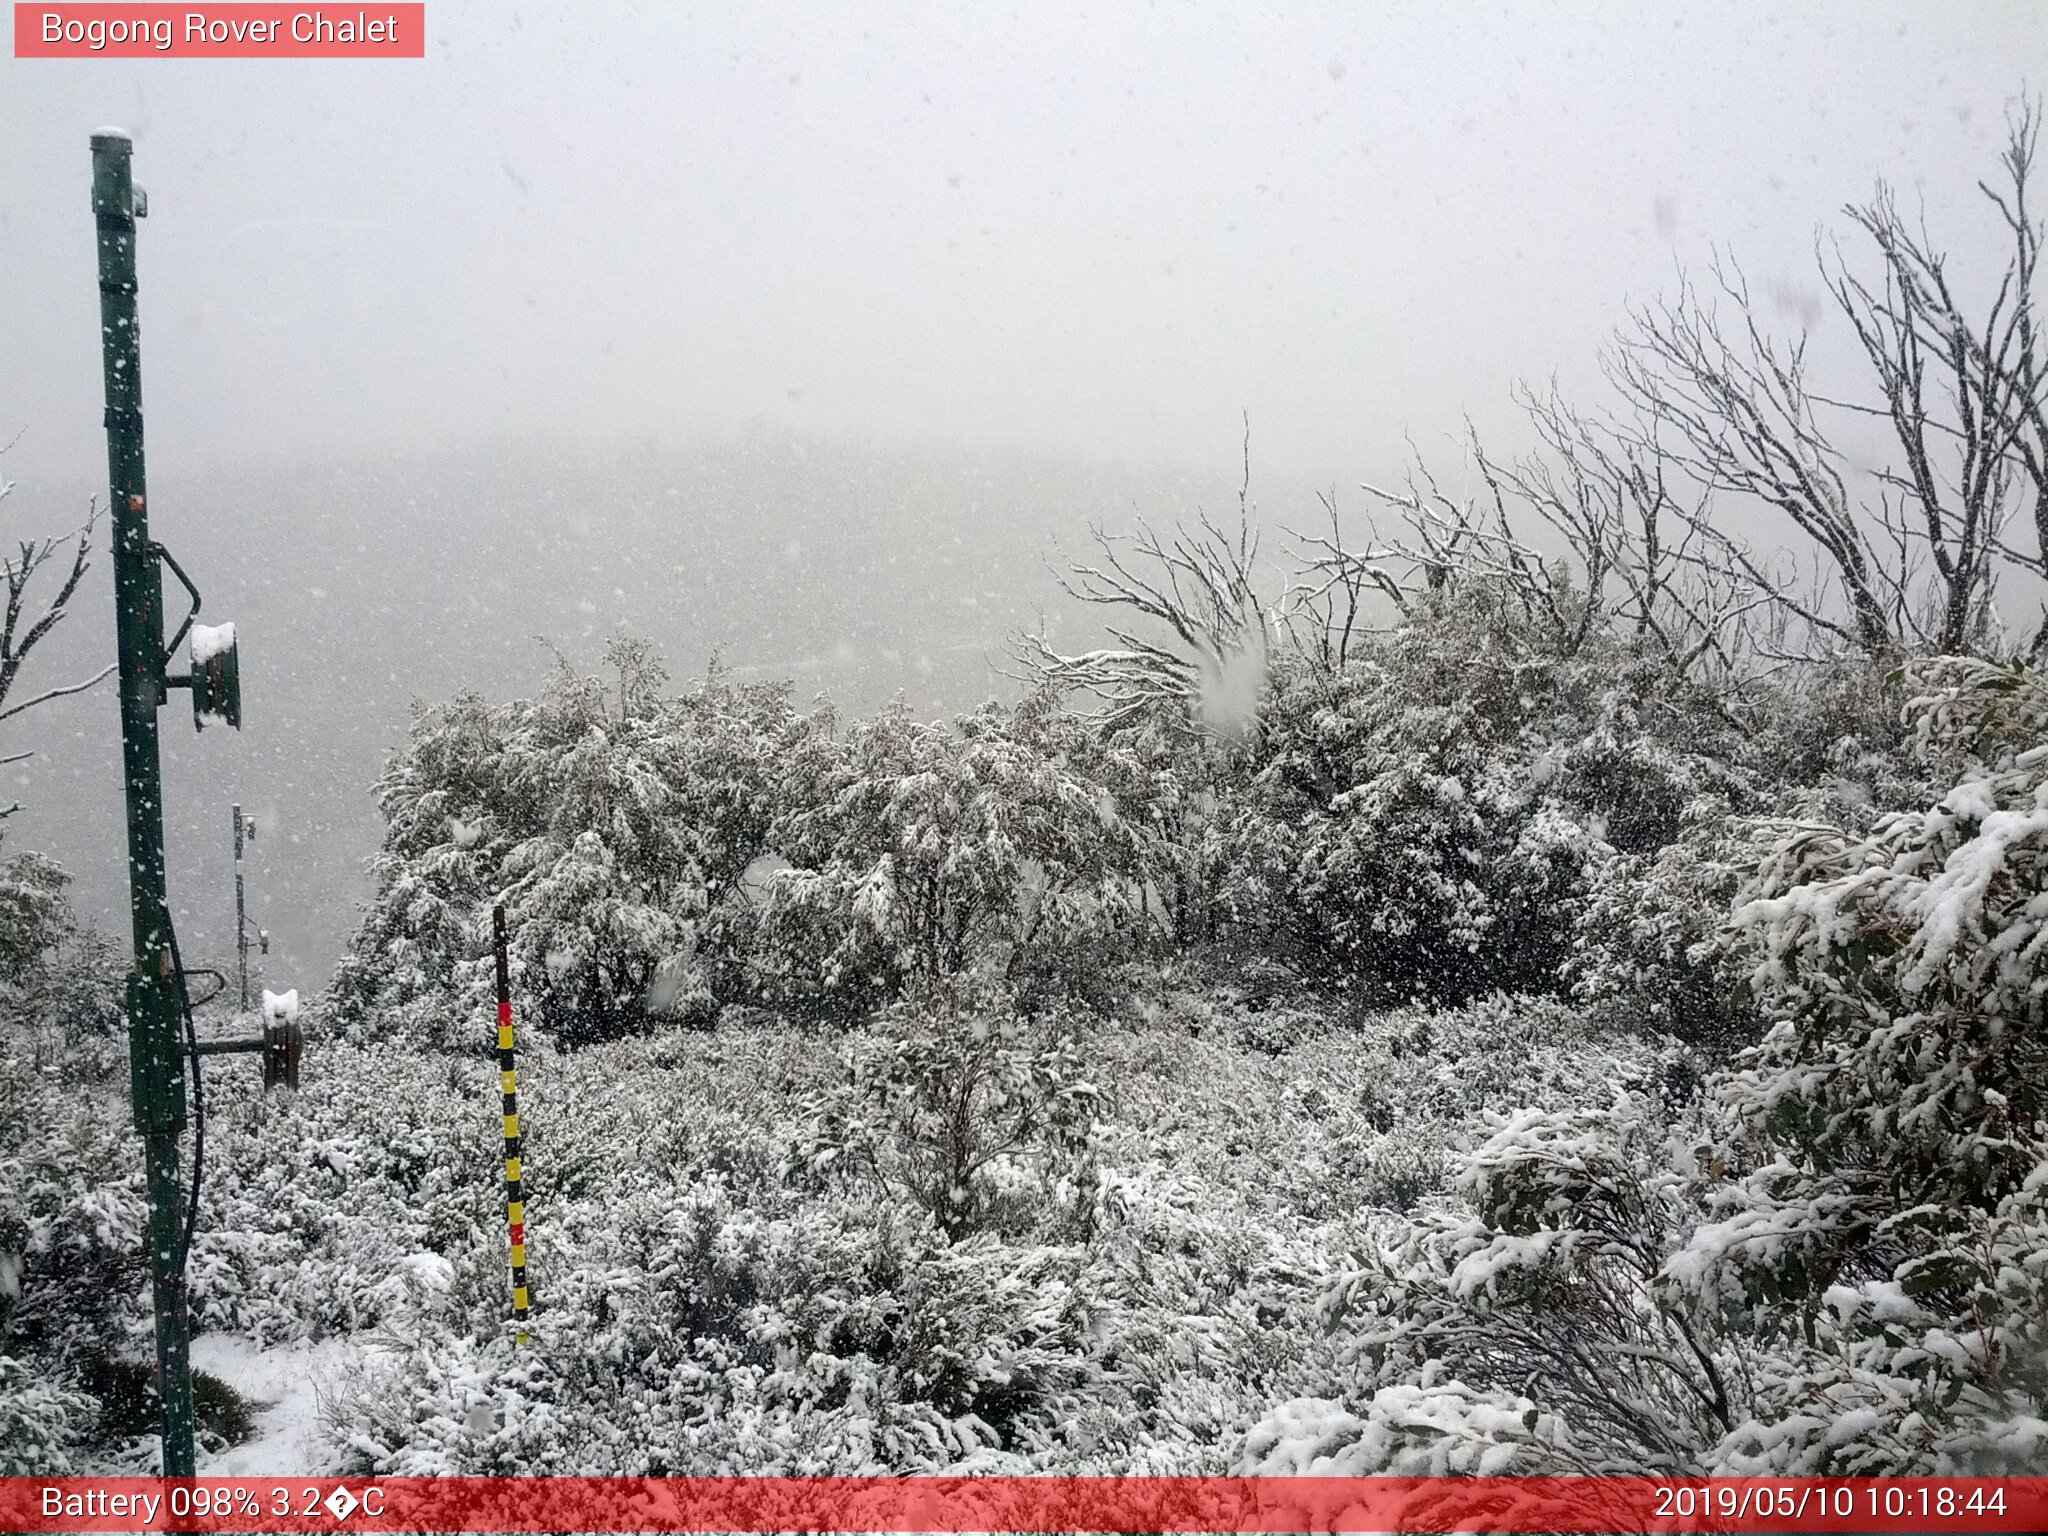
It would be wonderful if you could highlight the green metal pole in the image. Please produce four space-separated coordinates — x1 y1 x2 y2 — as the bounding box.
92 128 196 1481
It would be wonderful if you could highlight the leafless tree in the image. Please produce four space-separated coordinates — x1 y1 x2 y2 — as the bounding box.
1281 487 1408 676
1335 394 1774 684
1606 260 1906 659
1 443 114 812
1604 101 2046 661
1037 102 2047 710
1017 510 1272 732
1355 439 1597 652
1013 433 1278 947
1820 101 2048 656
1018 422 1275 739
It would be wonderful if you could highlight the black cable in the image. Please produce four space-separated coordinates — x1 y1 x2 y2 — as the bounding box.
163 920 205 1276
180 968 228 1010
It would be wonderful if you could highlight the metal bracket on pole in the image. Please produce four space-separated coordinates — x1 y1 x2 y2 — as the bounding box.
154 542 241 729
154 540 200 662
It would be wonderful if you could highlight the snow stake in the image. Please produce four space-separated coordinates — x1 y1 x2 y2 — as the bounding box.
493 904 531 1346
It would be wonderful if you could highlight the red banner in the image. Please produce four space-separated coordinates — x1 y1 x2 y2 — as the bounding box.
1 1477 2044 1533
12 5 424 58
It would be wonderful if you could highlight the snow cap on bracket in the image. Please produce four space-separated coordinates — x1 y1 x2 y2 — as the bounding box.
191 621 237 662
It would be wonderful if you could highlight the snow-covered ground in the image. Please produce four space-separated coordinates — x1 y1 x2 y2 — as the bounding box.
191 1336 364 1475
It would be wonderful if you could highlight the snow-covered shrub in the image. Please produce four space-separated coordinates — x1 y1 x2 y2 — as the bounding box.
307 999 1354 1477
0 1054 150 1468
757 694 1150 1018
794 983 1101 1239
327 688 509 1047
1058 696 1239 952
0 836 69 987
1218 614 1617 1001
177 985 1604 1476
290 1024 1095 1474
1251 657 2048 1478
1685 655 2048 1471
1562 663 1931 1054
333 640 813 1048
185 1034 501 1345
498 644 820 1043
1566 799 1758 1051
0 1056 148 1355
0 955 1684 1476
1221 671 1485 996
1741 656 1929 822
1252 1095 1732 1476
0 1354 99 1474
0 837 123 1078
327 1184 1105 1476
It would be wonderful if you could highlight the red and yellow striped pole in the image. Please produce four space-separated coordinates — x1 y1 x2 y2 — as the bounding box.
492 904 529 1346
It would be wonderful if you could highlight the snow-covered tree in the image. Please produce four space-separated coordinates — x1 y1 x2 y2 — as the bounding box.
756 692 1151 1018
0 834 69 990
333 639 813 1047
0 832 123 1076
1218 586 1730 1002
493 640 812 1042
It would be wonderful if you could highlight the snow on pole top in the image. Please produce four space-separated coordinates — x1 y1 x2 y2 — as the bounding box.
92 126 133 142
191 621 237 662
262 989 300 1023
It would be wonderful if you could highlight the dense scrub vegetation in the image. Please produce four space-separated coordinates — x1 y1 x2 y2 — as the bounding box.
12 620 2039 1475
5 108 2046 1476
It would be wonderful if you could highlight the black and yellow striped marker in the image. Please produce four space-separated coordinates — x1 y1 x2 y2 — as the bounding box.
492 904 529 1346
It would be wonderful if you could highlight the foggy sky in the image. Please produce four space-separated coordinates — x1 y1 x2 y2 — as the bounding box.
2 1 2044 986
4 2 2039 482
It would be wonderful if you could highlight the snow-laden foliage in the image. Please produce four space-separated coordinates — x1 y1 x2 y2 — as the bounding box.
265 985 1671 1476
1252 1096 1735 1476
758 693 1152 1019
338 597 1925 1056
3 960 1684 1475
0 837 68 985
332 640 815 1048
18 106 2048 1476
338 647 1158 1047
16 622 2030 1478
1691 655 2048 1471
0 1053 148 1472
1247 657 2048 1478
1564 798 1756 1050
793 982 1101 1239
311 979 1693 1475
0 843 140 1472
1214 586 1763 1005
0 833 123 1077
0 1353 99 1475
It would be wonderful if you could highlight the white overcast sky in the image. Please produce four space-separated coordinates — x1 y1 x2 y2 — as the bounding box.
1 1 2043 487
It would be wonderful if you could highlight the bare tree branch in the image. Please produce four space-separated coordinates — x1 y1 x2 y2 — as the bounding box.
0 661 117 725
1605 256 1904 658
1018 430 1277 740
1 450 113 738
